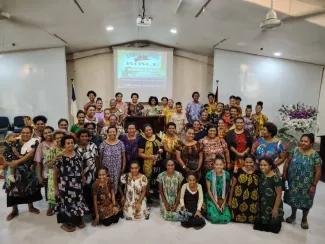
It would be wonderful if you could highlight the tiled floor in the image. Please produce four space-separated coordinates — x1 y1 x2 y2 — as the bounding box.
0 179 324 244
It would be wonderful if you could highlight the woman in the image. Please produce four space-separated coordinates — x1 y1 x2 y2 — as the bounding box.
84 90 97 112
228 154 258 223
45 130 66 214
193 120 206 141
170 102 188 139
70 110 85 135
53 135 88 232
180 173 206 229
162 122 180 160
127 93 144 116
119 161 150 220
85 105 99 125
118 123 142 173
76 128 99 212
99 126 126 193
107 99 124 123
252 101 268 138
2 126 42 221
163 99 176 126
58 119 69 131
97 108 111 135
85 122 102 147
100 114 125 140
226 117 252 170
33 115 47 139
243 105 258 140
175 127 203 179
200 111 210 132
254 158 283 234
92 168 120 227
157 160 184 221
34 126 55 216
138 124 163 200
205 156 231 224
186 92 203 124
252 122 286 171
94 98 104 121
145 96 162 116
161 97 168 113
283 133 322 229
210 102 224 125
115 92 128 122
200 124 230 176
217 118 228 139
205 93 217 116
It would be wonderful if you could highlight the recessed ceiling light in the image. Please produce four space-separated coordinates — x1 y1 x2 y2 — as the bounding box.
274 52 281 56
106 26 114 31
170 28 177 34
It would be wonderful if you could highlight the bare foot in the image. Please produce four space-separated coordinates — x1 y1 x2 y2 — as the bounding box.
6 210 19 221
61 224 75 232
29 207 40 214
46 208 54 216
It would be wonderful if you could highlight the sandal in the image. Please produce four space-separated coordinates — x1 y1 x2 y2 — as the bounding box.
6 210 19 221
46 208 54 216
61 224 75 232
29 207 40 214
285 216 296 224
301 221 309 229
78 222 86 229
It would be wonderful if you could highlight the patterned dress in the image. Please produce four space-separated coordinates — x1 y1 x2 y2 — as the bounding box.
157 171 184 221
99 140 126 193
120 173 150 220
127 102 144 116
163 108 176 126
200 137 228 174
170 112 188 137
45 147 64 208
54 154 88 225
252 113 268 138
145 105 162 116
162 135 180 159
176 141 202 178
206 103 217 115
243 116 257 139
118 134 142 172
231 169 259 223
186 102 203 124
205 171 231 224
285 148 322 210
254 174 283 233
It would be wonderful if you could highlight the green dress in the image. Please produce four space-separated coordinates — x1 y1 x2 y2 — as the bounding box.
70 124 81 135
205 171 231 224
45 147 64 208
254 174 283 233
157 171 184 221
286 148 322 210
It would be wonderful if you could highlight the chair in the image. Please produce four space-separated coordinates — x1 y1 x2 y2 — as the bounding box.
0 116 10 135
13 116 29 133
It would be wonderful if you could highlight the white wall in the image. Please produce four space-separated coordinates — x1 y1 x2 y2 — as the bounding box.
66 50 213 114
213 50 323 127
317 70 325 136
0 47 68 127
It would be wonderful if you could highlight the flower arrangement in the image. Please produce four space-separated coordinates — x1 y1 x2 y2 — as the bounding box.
278 103 318 133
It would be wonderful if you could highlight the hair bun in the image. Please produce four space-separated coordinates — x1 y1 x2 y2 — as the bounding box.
246 105 252 109
257 101 263 106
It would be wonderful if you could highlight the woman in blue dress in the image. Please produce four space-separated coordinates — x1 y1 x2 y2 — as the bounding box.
283 133 322 229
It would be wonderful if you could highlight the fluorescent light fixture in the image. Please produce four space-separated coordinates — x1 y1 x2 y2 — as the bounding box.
274 52 281 56
170 28 177 34
106 26 114 31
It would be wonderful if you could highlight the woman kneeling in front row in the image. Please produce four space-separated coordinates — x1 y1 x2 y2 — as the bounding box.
92 168 120 227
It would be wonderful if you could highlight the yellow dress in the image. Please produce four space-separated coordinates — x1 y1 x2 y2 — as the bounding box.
252 114 268 137
164 108 177 125
206 103 217 115
162 135 180 159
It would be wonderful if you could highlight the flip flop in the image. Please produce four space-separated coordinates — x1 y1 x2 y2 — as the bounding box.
6 210 19 221
301 221 309 229
61 224 75 232
78 222 86 229
29 208 40 214
46 208 54 216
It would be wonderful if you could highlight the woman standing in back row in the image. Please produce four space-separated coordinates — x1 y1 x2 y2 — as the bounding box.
252 101 268 138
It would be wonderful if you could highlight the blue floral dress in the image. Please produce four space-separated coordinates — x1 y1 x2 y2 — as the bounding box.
186 102 203 124
285 148 322 210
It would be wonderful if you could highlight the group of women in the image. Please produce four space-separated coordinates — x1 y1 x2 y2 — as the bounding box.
0 91 322 234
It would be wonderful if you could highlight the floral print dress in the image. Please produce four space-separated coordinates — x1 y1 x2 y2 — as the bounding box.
99 140 126 193
118 134 142 172
230 169 259 223
54 154 88 224
157 171 184 221
120 173 150 220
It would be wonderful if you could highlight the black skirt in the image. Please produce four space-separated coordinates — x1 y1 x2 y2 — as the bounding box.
253 222 282 234
57 212 83 226
7 190 43 207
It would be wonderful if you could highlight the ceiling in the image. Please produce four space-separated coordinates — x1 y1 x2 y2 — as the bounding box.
1 0 325 64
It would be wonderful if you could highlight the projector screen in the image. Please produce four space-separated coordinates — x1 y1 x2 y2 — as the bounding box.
114 47 173 101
